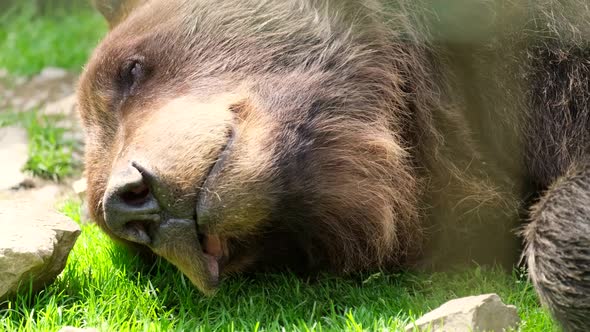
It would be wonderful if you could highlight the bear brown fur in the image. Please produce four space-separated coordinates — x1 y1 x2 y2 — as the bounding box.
79 0 590 330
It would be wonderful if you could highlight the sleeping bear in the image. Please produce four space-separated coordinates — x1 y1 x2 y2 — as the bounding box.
79 0 590 330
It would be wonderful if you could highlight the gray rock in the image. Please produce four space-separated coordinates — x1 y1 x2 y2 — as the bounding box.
405 293 520 332
5 68 77 112
13 77 27 86
0 200 81 300
43 93 77 116
33 67 69 83
72 178 87 198
2 184 69 207
21 98 43 111
9 97 23 108
0 126 28 190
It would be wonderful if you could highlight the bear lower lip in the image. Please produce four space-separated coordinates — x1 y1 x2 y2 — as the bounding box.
149 218 220 293
199 233 224 281
204 253 219 281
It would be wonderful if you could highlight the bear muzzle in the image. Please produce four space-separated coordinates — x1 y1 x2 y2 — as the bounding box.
102 160 226 293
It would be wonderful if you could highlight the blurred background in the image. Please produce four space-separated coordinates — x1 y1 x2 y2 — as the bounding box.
0 0 106 76
0 0 106 201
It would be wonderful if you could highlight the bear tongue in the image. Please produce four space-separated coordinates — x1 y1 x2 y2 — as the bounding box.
203 235 223 258
202 235 223 278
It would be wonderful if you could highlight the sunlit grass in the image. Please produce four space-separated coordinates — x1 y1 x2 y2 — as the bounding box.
0 198 558 332
0 110 81 180
23 114 80 180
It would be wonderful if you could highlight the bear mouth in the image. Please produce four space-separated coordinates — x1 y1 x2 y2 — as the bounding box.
197 233 226 282
148 127 235 294
194 127 236 284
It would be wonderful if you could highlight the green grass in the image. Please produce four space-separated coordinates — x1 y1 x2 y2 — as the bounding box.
0 0 92 180
23 114 80 180
0 201 557 332
0 111 81 180
0 1 106 76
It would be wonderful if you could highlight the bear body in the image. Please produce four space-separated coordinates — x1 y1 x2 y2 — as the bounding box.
79 0 590 330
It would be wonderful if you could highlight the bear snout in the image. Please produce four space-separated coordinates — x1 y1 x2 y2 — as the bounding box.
102 161 162 245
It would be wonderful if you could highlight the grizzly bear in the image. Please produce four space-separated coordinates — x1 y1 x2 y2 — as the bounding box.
79 0 590 330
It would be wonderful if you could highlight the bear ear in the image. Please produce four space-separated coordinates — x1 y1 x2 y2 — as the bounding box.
92 0 145 28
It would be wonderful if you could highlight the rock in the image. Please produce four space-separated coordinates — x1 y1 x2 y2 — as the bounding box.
21 98 43 111
0 126 29 190
405 293 520 332
33 67 69 83
72 178 87 198
0 200 81 301
58 327 98 332
62 130 86 145
0 178 73 209
43 93 77 116
5 68 77 112
9 97 23 108
13 76 27 86
24 185 66 206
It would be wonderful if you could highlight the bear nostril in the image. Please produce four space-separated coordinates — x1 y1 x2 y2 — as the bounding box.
119 182 151 207
103 162 161 245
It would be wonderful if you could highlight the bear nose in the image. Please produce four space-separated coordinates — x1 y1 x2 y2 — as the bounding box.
103 162 161 245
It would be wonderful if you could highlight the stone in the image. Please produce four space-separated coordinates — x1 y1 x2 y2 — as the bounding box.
0 182 74 212
9 97 24 108
0 126 29 190
33 67 69 83
13 77 27 86
0 200 81 301
43 94 77 116
6 68 77 112
72 178 87 198
20 185 66 206
405 293 520 332
22 98 43 111
62 130 85 144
